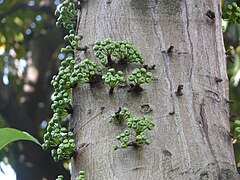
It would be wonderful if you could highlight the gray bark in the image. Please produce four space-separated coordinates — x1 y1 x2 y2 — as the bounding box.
72 0 239 179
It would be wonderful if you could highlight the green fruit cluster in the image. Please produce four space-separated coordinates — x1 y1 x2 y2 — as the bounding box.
74 58 103 83
51 131 75 161
56 175 64 180
113 130 131 150
42 0 78 162
233 120 240 140
61 31 81 53
128 67 152 85
102 68 125 93
93 38 144 66
51 59 76 111
111 108 155 150
43 38 80 161
42 116 75 161
55 0 77 30
127 116 155 136
223 2 240 23
76 171 85 180
42 57 76 161
109 107 131 123
56 171 85 180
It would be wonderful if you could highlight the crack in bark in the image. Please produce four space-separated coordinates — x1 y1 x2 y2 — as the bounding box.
75 110 103 133
199 98 221 173
106 0 113 4
74 143 91 156
76 0 83 34
204 44 213 84
79 142 91 149
205 89 221 102
183 1 194 82
147 0 175 113
200 98 208 139
131 166 144 170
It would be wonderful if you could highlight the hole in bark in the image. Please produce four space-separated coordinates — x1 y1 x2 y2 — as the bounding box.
87 109 92 114
206 10 215 20
169 111 175 115
140 104 153 114
128 83 143 94
162 150 172 157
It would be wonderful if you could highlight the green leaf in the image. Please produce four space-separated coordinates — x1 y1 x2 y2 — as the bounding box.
0 128 41 150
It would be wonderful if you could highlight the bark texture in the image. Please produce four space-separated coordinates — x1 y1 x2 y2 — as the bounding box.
72 0 239 179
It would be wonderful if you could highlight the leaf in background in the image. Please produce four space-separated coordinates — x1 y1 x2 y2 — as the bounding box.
13 16 23 26
231 55 240 86
0 128 41 150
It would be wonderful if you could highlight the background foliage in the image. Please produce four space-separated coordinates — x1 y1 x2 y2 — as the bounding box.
0 0 70 179
1 0 240 179
222 0 240 168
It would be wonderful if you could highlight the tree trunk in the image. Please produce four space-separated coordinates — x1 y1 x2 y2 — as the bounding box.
72 0 239 179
